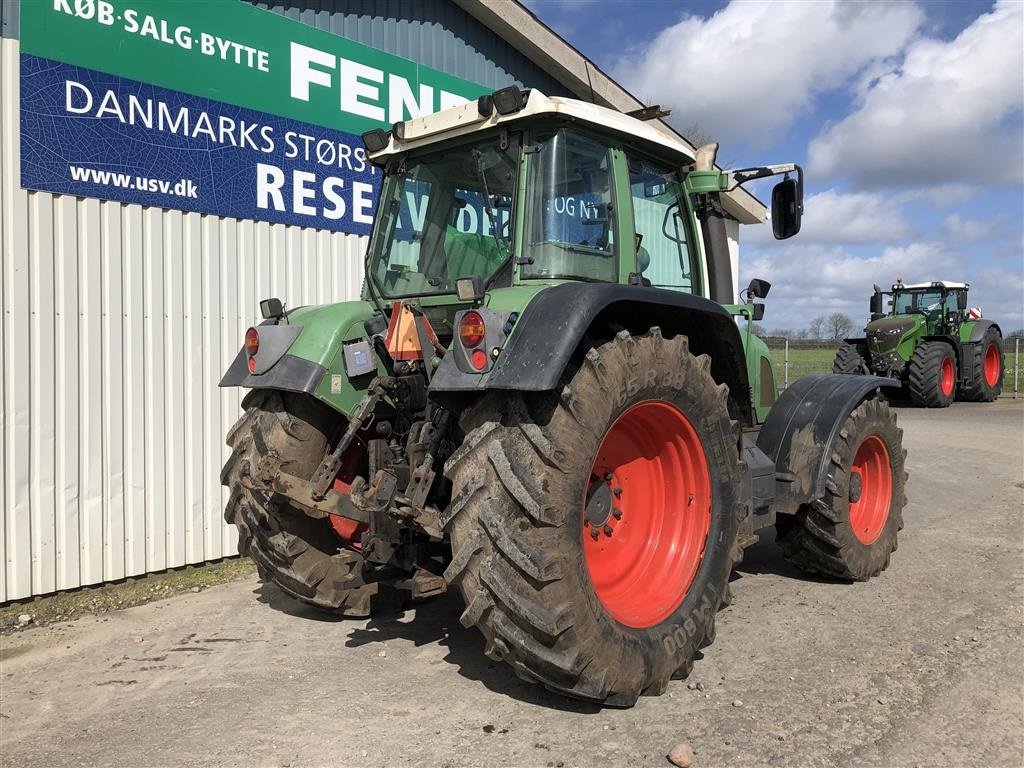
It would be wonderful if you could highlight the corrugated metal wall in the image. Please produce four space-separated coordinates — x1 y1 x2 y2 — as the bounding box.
0 0 564 602
0 35 368 602
251 0 568 96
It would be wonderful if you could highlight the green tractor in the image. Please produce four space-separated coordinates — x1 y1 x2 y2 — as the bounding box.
834 280 1004 407
220 88 908 706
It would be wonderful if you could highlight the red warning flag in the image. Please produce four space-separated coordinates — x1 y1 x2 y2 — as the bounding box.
384 300 439 361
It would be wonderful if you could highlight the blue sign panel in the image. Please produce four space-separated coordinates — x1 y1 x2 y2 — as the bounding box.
20 54 382 234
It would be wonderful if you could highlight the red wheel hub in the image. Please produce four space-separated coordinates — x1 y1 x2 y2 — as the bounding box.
848 435 892 545
940 356 955 396
327 438 368 547
983 343 1000 387
582 401 711 629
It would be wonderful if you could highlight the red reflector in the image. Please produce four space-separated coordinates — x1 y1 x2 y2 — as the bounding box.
471 348 488 370
247 356 257 373
459 311 486 348
245 327 260 357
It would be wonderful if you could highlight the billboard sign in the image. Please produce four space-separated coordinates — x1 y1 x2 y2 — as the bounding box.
19 0 490 233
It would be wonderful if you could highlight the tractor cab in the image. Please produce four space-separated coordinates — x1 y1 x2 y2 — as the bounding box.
880 280 970 336
361 88 803 314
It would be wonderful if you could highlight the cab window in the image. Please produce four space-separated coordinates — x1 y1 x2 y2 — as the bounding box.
521 129 618 283
628 156 698 293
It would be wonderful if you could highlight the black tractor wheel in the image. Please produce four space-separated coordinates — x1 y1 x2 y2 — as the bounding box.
776 398 907 580
907 341 957 407
221 390 405 616
443 329 744 707
959 327 1004 402
833 342 870 375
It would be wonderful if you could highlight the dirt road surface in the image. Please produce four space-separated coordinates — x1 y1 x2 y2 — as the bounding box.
2 401 1022 767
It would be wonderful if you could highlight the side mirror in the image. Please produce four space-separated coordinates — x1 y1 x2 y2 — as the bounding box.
869 290 884 317
957 292 968 311
771 177 802 240
752 303 765 322
747 278 771 300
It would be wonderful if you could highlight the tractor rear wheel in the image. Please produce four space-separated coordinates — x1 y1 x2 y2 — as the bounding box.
221 390 405 616
776 398 907 580
907 341 957 407
443 329 744 707
833 343 871 375
959 326 1004 402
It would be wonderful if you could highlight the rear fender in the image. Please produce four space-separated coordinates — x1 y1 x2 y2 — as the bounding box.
219 300 380 417
960 318 1001 343
430 282 754 425
756 374 899 514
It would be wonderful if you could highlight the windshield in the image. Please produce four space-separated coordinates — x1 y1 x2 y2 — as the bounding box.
893 289 944 315
369 135 519 298
520 129 618 282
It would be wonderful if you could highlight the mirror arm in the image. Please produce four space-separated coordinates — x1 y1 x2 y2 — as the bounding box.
726 164 803 201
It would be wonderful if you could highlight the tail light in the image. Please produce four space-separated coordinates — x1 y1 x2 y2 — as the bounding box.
245 327 260 373
470 349 488 370
458 311 486 349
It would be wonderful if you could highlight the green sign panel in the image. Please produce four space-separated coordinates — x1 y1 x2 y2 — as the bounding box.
21 0 490 134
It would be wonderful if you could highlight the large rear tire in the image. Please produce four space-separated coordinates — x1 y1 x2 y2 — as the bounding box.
958 327 1003 402
443 329 744 707
833 342 870 375
221 391 405 616
907 341 956 407
776 398 907 580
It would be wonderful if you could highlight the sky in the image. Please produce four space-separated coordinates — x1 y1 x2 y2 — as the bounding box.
523 0 1024 334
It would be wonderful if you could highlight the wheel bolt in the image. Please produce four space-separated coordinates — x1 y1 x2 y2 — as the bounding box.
612 487 622 497
590 528 600 540
604 525 613 536
612 508 622 519
604 472 613 482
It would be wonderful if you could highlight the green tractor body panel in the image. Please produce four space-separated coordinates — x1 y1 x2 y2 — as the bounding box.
723 303 777 424
958 318 981 344
865 314 924 366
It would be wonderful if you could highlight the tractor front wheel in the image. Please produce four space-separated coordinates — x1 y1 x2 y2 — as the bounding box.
776 398 907 580
443 329 744 706
908 341 957 407
833 342 870 375
959 327 1004 402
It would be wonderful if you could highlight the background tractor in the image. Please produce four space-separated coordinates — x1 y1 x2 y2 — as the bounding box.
220 88 908 707
834 280 1004 407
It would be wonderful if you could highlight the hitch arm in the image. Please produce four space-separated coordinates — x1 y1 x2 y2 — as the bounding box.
308 377 387 500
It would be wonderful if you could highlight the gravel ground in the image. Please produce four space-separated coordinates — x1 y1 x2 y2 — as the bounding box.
1 400 1022 768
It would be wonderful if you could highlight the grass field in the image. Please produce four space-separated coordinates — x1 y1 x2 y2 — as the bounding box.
766 344 1023 395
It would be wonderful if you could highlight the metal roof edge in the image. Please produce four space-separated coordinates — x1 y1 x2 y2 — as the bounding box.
451 0 765 225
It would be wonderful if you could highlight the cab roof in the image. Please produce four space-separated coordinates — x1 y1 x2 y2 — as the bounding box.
895 280 969 290
369 90 697 168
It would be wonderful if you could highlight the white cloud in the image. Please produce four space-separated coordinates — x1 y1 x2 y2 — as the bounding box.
941 213 1006 242
808 1 1024 187
612 0 923 146
747 188 915 245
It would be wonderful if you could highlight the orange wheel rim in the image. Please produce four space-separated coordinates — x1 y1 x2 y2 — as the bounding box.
983 343 1000 387
940 357 954 396
582 401 711 628
848 435 892 545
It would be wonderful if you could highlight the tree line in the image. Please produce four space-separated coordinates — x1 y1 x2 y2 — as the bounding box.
756 312 857 341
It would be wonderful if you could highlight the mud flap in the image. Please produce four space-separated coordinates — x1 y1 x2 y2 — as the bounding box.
756 374 899 515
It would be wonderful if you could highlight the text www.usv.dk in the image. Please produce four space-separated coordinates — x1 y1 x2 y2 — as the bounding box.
68 165 199 198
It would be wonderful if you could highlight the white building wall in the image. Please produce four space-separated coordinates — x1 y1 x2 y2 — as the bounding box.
0 38 367 602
